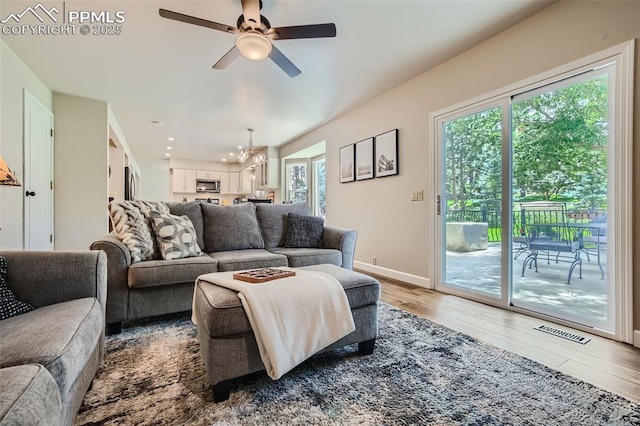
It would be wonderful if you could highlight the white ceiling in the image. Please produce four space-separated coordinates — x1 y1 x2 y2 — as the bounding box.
1 0 554 163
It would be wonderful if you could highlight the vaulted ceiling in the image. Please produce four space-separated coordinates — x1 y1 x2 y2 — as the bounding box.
1 0 554 162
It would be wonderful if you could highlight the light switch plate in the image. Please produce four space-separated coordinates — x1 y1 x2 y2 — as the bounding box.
411 190 424 201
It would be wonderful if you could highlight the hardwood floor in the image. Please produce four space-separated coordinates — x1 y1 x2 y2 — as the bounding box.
377 277 640 405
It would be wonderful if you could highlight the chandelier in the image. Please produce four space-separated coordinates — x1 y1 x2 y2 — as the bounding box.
238 128 266 164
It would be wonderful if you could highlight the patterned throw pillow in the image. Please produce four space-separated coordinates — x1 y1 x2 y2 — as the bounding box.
0 253 34 320
108 201 156 263
131 200 170 259
149 210 203 260
285 213 325 248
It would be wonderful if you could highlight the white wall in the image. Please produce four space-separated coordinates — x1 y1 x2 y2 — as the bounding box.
0 40 52 249
137 156 170 201
280 1 640 321
52 93 109 250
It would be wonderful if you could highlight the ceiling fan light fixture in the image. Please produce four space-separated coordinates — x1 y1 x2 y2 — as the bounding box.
236 32 272 61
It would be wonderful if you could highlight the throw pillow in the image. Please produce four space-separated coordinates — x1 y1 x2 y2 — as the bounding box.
285 213 324 248
131 200 170 259
202 203 265 252
108 201 155 263
255 202 311 248
0 253 34 320
166 201 205 250
149 210 203 260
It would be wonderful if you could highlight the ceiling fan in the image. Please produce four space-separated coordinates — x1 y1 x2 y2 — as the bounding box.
159 0 336 77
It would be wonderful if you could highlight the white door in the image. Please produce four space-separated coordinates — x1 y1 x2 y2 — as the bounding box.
23 90 54 250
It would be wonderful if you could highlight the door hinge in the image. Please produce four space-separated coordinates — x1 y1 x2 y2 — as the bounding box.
50 234 53 243
50 129 54 137
50 181 53 190
436 195 441 215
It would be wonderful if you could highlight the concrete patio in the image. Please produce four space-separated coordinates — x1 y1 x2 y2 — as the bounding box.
444 243 608 324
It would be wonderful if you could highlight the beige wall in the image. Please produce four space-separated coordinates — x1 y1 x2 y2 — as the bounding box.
53 93 109 250
280 2 640 331
0 40 52 249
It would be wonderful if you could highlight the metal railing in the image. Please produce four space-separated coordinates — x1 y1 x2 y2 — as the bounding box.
446 205 606 243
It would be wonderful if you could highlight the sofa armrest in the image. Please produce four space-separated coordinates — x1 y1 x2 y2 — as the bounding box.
323 226 357 269
3 251 107 314
90 234 131 325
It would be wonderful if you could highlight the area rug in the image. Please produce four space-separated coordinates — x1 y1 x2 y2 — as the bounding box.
75 303 640 425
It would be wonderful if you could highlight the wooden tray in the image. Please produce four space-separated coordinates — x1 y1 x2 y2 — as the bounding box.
233 268 296 283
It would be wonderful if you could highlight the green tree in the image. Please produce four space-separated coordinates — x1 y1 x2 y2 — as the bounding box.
512 74 608 204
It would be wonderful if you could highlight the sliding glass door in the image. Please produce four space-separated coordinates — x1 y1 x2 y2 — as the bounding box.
441 105 504 300
510 70 612 328
435 43 634 341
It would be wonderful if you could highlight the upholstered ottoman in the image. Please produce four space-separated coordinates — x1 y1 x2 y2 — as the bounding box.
193 264 381 402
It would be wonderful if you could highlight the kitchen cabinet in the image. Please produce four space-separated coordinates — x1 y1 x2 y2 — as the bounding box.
196 170 221 181
220 172 240 194
220 171 250 194
255 159 279 189
240 169 253 194
172 168 196 193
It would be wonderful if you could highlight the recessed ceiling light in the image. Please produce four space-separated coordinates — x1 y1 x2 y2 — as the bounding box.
222 158 227 162
166 146 173 150
238 145 243 150
165 153 171 157
168 137 175 141
150 120 163 125
229 152 235 156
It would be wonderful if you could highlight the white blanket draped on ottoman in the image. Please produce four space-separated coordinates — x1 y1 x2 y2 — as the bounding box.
195 268 355 380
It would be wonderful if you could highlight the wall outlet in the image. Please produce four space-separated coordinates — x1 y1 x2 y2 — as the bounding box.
372 256 377 265
411 190 424 201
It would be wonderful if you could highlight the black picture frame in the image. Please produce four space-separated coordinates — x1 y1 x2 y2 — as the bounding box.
339 144 355 183
355 137 375 181
374 129 398 177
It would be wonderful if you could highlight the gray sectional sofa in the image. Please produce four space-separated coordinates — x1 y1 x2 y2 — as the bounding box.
0 251 107 426
91 201 357 333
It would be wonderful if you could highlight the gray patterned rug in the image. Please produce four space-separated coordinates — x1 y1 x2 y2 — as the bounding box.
75 303 640 425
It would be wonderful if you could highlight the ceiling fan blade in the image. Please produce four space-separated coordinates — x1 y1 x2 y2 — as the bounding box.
213 46 241 69
159 9 237 34
241 0 261 29
270 23 336 40
269 45 301 78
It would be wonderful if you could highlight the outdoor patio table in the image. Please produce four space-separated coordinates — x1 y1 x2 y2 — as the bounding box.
522 222 606 283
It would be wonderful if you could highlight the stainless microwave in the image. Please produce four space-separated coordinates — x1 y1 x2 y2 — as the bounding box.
196 180 221 193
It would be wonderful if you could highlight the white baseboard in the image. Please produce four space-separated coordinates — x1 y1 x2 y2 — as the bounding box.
353 261 431 288
634 330 640 348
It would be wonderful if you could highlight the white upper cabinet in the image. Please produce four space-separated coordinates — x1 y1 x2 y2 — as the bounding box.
196 170 221 181
172 168 196 193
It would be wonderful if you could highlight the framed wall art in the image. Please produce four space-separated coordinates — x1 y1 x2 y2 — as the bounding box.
374 129 398 177
339 144 355 183
355 138 374 181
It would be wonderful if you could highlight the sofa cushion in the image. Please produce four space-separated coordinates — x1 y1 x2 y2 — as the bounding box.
0 298 103 400
268 248 342 268
108 201 156 263
166 201 205 250
208 249 288 272
0 253 34 320
202 203 265 252
285 213 324 248
0 364 62 425
255 202 311 248
149 210 203 260
128 256 219 289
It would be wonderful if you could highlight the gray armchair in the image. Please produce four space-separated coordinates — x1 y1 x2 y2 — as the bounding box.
0 251 107 426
